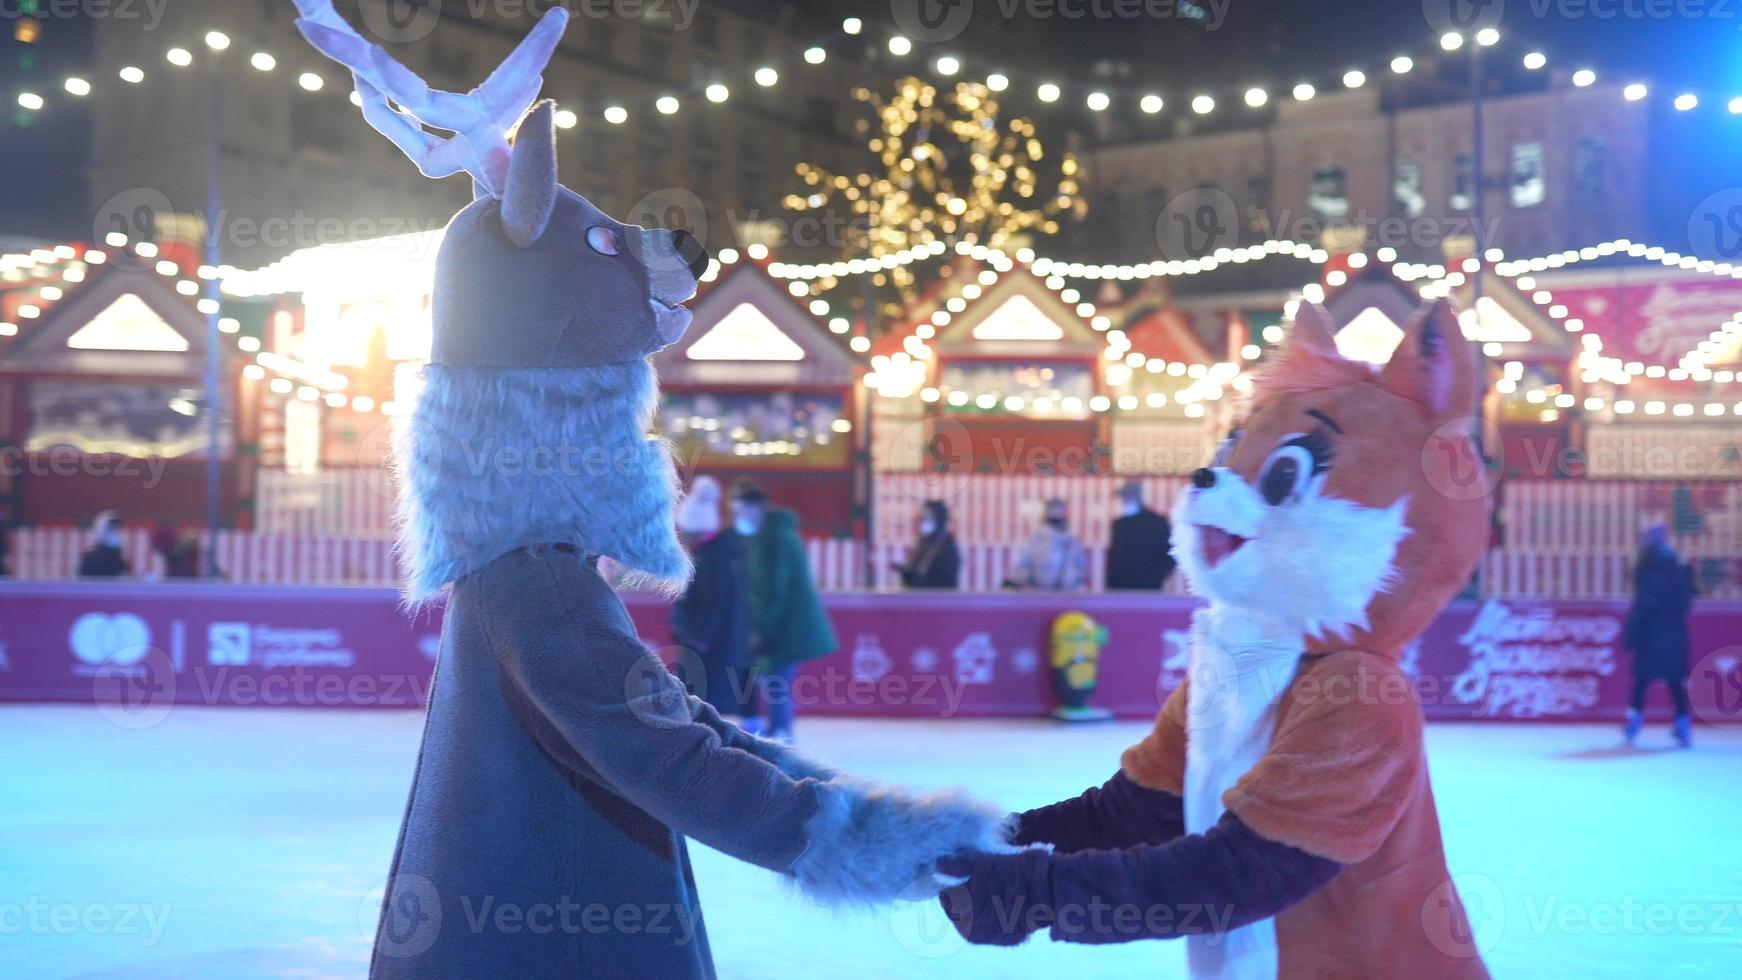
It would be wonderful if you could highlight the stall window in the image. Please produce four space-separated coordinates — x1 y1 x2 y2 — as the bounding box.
1510 142 1545 209
1449 154 1474 212
1574 137 1605 202
1308 167 1349 222
1393 159 1425 218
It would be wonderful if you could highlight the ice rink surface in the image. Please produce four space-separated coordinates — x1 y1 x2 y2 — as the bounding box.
2 705 1738 978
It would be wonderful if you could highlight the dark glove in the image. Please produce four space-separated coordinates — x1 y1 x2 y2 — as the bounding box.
936 848 1055 946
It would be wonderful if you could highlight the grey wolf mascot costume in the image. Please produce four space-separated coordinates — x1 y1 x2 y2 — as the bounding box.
291 4 1011 976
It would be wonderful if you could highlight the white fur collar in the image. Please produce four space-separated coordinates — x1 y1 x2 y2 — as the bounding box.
394 362 691 603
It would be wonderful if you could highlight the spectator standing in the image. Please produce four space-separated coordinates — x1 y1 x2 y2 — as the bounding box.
1622 524 1697 748
77 510 127 578
892 499 960 589
1006 498 1087 591
1105 481 1175 590
735 486 838 741
671 478 759 727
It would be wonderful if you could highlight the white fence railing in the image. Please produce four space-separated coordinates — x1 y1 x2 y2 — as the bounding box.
10 526 1735 599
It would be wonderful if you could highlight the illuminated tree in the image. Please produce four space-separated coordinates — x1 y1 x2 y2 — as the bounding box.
786 77 1085 313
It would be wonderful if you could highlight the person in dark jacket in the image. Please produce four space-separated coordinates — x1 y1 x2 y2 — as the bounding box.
77 510 127 578
893 499 961 589
672 477 759 726
1622 524 1696 747
735 486 839 740
1106 481 1175 590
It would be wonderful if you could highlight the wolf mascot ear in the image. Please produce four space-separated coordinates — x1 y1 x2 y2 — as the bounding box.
500 100 560 247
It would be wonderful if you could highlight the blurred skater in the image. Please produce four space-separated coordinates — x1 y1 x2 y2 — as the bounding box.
1622 524 1696 748
671 477 760 728
1005 497 1087 591
77 510 127 578
1105 480 1174 591
892 499 960 589
735 485 838 741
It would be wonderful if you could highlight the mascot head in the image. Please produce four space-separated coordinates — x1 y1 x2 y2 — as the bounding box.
1172 299 1491 657
295 2 708 601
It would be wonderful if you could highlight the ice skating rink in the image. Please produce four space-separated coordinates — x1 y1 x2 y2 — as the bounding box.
3 706 1737 978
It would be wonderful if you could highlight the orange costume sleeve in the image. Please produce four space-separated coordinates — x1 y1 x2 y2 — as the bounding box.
1224 651 1424 864
1119 654 1424 866
1119 677 1189 796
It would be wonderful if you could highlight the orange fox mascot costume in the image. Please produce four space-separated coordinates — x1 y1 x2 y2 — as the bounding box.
941 298 1491 978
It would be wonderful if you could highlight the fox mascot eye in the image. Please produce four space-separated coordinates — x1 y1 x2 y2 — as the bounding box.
1257 430 1334 505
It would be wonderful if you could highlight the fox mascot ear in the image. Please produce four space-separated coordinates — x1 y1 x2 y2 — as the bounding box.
1268 300 1351 378
500 100 560 247
1379 298 1475 418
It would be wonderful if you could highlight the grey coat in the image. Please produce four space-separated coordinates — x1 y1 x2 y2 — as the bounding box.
372 544 1007 978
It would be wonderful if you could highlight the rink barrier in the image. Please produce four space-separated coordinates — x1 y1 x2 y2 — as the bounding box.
4 580 1739 724
7 525 1737 600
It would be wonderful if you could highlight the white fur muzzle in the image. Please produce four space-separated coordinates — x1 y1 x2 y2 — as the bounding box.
1171 469 1411 644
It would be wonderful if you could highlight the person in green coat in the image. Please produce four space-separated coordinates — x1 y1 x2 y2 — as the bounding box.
733 486 839 740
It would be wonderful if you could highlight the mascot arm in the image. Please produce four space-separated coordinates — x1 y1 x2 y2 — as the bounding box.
939 811 1340 946
1012 771 1184 854
686 692 841 783
1016 681 1191 853
487 585 1013 905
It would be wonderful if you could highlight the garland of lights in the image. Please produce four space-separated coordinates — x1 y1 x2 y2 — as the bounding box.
5 232 1736 418
11 19 1742 149
0 236 372 412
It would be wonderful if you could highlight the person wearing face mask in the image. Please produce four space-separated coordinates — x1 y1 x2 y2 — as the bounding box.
77 510 128 578
671 477 759 728
1005 498 1087 592
735 485 838 741
1106 481 1175 591
892 499 960 590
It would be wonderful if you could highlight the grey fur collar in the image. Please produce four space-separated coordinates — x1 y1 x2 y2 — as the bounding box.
395 362 691 603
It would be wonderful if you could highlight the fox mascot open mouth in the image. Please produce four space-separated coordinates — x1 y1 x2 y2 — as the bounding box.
939 299 1493 979
290 5 1014 976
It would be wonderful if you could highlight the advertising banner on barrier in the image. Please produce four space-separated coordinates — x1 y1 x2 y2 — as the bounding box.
2 582 1738 726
